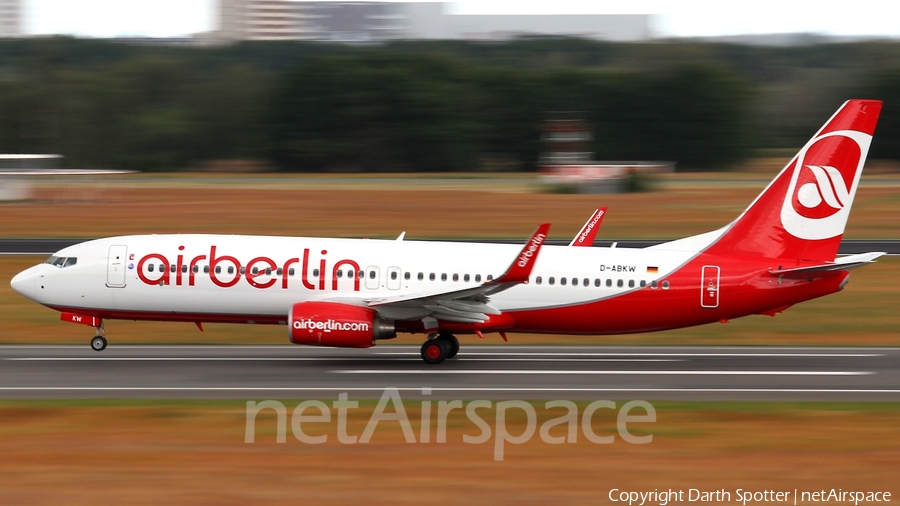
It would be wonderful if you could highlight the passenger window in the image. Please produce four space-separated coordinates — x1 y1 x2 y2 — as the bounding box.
313 269 319 277
215 266 222 274
289 268 295 276
617 279 623 288
475 274 482 282
464 274 470 282
159 264 165 272
662 281 670 290
487 275 493 281
606 279 612 287
560 277 567 286
594 279 600 287
549 277 555 285
640 280 646 287
358 270 364 279
369 270 376 279
170 265 176 273
390 271 397 280
404 272 410 280
452 274 459 282
536 276 542 285
251 267 258 275
265 268 271 276
583 278 588 287
429 273 435 281
204 265 210 274
441 273 447 281
192 265 199 273
276 268 282 276
148 264 155 272
337 270 343 278
651 280 658 289
227 266 234 274
418 272 424 281
240 267 246 275
181 265 188 273
628 280 635 288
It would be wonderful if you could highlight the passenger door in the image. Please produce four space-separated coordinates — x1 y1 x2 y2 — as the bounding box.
365 266 381 290
701 265 720 308
106 245 128 288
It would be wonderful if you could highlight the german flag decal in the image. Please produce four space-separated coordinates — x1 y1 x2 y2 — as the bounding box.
647 266 659 273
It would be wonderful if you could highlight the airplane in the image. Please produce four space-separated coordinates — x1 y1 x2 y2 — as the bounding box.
10 99 885 364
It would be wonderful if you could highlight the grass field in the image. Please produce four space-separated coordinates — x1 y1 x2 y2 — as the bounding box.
0 400 897 505
2 173 898 240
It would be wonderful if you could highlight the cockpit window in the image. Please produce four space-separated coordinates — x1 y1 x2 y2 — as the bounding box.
44 256 77 268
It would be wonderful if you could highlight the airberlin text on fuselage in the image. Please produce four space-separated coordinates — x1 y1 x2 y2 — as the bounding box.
136 246 361 291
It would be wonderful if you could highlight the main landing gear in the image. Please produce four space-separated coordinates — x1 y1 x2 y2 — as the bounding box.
420 332 459 364
90 322 107 352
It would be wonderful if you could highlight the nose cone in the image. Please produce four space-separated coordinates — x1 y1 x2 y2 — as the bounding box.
11 266 38 300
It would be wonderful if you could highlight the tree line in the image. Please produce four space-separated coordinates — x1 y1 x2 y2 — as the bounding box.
0 38 897 172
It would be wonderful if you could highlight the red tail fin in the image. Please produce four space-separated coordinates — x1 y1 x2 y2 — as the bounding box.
706 100 881 262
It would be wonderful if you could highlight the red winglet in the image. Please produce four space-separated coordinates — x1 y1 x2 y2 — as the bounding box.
493 223 551 284
570 207 607 247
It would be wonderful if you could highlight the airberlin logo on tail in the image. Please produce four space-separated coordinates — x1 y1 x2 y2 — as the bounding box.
517 233 546 268
780 130 871 240
794 165 851 218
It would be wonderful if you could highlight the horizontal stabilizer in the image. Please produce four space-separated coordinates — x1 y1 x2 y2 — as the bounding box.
769 252 885 278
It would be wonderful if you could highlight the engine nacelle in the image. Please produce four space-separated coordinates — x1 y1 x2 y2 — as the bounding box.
288 301 396 348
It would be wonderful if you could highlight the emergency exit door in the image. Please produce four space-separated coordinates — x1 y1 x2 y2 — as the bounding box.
106 245 128 288
701 265 720 308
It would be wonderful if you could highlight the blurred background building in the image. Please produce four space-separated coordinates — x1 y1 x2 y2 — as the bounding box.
0 0 22 38
217 1 650 43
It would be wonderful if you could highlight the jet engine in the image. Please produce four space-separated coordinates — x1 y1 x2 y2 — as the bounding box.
288 301 396 348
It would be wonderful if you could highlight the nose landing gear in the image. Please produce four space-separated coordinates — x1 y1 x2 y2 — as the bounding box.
420 332 459 364
90 321 107 352
90 335 107 351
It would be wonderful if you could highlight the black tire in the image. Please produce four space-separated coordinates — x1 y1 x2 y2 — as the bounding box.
421 339 449 364
91 336 107 352
439 332 460 359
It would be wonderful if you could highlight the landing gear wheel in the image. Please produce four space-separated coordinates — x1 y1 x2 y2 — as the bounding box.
438 332 460 359
421 339 450 364
90 336 107 352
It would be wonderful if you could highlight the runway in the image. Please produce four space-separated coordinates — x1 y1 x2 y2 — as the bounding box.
2 345 898 401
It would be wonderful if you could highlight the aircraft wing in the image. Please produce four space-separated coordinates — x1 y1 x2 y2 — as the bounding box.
363 224 551 323
769 252 886 278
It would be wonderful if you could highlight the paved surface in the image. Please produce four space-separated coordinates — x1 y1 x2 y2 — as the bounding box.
2 239 899 255
1 345 898 401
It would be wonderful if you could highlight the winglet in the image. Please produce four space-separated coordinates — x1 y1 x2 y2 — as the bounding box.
493 223 551 284
569 207 607 247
